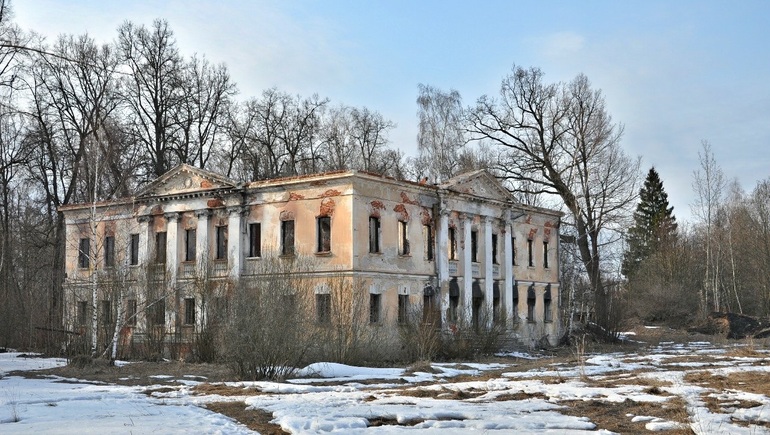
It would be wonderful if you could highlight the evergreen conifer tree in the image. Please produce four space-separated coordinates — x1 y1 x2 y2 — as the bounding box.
622 167 678 277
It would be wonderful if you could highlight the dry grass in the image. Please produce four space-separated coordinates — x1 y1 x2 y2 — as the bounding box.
559 397 693 434
204 401 288 434
397 386 486 400
192 382 263 396
684 370 770 396
493 391 549 401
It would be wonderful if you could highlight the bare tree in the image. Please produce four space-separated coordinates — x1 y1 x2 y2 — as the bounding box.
416 84 466 183
469 66 640 335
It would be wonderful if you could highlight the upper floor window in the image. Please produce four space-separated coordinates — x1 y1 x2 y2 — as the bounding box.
248 223 261 258
185 228 196 262
511 236 516 266
317 216 331 253
281 220 295 256
155 232 167 264
423 224 434 261
470 230 478 263
104 236 115 268
215 226 227 260
129 234 139 266
78 238 90 269
398 221 410 256
448 227 457 260
527 239 534 267
543 241 549 269
491 233 498 265
369 216 380 253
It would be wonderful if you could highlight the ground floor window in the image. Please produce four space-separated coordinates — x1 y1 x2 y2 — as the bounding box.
316 293 331 324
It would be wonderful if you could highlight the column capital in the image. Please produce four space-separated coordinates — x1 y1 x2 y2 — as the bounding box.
164 212 181 222
195 209 212 219
137 215 151 223
226 205 244 216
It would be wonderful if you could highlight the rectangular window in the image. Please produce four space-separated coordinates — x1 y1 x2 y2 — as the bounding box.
77 301 88 326
369 217 380 253
184 298 196 325
471 230 478 263
126 299 137 326
511 236 516 266
104 236 115 268
130 234 140 265
543 241 549 269
78 238 90 268
527 239 534 267
155 232 167 264
527 296 535 322
100 300 112 325
215 226 227 260
248 223 261 258
449 295 459 322
369 293 381 323
317 216 331 253
424 224 434 261
316 293 331 324
491 233 498 265
398 294 409 324
423 295 437 324
185 229 196 262
448 227 457 260
281 220 295 256
398 221 410 255
544 298 553 323
150 299 165 325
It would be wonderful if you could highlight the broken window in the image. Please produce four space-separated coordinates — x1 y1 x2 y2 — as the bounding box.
184 298 196 325
527 239 534 267
471 230 478 262
100 300 112 325
398 221 410 255
544 285 553 323
185 229 196 262
424 224 434 261
77 301 88 326
126 299 137 326
369 293 381 323
512 281 519 317
78 238 90 269
104 236 115 268
129 234 139 265
281 219 295 256
398 294 409 324
472 280 482 330
316 293 331 324
150 299 165 325
215 226 227 260
448 227 457 260
543 241 549 269
369 216 380 253
448 278 460 323
155 232 167 264
317 216 331 253
527 284 536 322
248 223 261 258
511 236 516 266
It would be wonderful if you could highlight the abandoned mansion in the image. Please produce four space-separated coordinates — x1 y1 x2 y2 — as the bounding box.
61 165 563 353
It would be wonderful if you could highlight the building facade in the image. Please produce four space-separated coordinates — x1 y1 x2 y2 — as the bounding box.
61 165 562 355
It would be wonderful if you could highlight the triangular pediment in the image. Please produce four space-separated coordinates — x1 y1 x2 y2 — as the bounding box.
136 164 238 198
440 170 513 202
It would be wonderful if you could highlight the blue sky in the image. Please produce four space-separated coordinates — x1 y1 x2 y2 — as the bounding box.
13 0 770 223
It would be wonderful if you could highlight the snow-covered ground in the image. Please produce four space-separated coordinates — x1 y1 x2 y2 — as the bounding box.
2 341 770 434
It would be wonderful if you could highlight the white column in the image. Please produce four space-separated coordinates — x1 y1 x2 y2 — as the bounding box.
136 215 151 332
437 209 450 326
227 206 243 279
462 215 473 324
195 210 210 278
137 216 151 266
164 212 180 284
483 216 494 326
504 222 515 323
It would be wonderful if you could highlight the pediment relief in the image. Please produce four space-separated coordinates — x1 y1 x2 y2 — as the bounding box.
441 170 512 202
136 164 238 198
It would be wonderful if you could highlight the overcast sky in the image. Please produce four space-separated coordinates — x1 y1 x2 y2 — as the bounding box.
13 0 770 223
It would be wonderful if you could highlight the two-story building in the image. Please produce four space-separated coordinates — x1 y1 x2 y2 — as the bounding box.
60 164 562 356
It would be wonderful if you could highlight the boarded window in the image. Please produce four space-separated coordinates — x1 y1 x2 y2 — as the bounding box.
215 226 227 260
104 236 115 268
471 230 478 262
155 232 167 264
281 220 295 256
369 217 380 253
398 221 410 255
369 293 381 323
248 223 261 257
448 227 457 260
126 299 137 326
129 234 139 265
316 293 331 324
424 224 434 261
78 238 90 268
398 294 409 324
183 229 196 262
184 298 196 325
317 217 331 253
